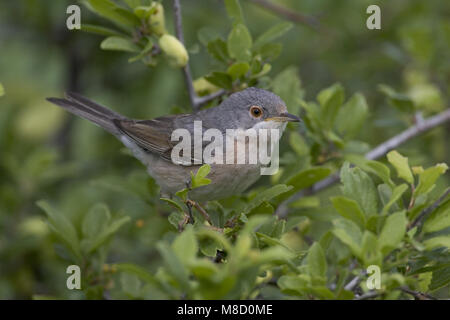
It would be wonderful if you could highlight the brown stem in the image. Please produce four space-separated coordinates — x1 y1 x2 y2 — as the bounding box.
173 0 227 111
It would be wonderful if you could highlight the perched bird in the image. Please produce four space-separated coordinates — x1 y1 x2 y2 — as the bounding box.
47 88 300 202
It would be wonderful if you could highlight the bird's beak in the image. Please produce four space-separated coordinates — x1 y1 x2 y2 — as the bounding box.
265 112 301 122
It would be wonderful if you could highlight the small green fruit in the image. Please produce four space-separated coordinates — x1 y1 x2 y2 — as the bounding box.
158 34 189 68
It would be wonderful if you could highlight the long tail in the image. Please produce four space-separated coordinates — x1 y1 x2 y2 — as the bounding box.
46 92 126 136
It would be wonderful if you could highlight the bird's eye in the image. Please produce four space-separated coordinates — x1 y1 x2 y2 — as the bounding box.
250 106 263 118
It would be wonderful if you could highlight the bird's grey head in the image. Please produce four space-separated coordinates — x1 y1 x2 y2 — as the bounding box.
214 87 300 130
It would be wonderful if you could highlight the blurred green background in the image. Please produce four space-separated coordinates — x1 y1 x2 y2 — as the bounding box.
0 0 449 299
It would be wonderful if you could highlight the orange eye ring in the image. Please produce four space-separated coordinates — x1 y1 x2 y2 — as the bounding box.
250 106 263 118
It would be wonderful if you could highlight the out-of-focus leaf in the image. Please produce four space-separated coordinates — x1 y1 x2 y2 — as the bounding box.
82 203 111 239
224 0 244 25
430 265 450 291
87 0 139 29
172 225 198 265
37 201 82 261
254 22 293 48
317 83 345 129
379 84 415 113
81 24 125 37
205 72 233 90
227 62 249 80
335 93 368 139
115 263 157 284
207 39 229 63
423 236 450 250
272 66 303 114
86 216 130 253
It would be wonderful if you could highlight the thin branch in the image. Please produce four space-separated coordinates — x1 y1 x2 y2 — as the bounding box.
247 0 320 30
409 187 450 230
277 108 450 217
344 275 362 292
173 0 227 111
400 287 437 300
355 291 380 300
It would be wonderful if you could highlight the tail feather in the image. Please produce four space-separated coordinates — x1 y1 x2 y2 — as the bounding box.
46 93 126 136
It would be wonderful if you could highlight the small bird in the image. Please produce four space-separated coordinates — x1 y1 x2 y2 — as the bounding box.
47 88 300 202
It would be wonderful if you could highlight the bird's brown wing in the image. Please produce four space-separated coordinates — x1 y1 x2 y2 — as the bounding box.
113 116 179 161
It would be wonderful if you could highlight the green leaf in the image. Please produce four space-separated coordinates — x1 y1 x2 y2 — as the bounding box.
87 0 139 29
330 196 366 228
254 22 293 48
224 0 244 25
382 184 408 214
114 263 157 284
414 163 448 196
317 83 345 129
379 84 415 113
82 203 111 239
205 72 233 90
257 43 282 61
307 243 327 282
207 39 229 63
272 66 303 114
160 198 185 213
86 216 130 253
37 201 82 261
335 93 368 139
249 63 271 79
156 242 190 290
123 0 141 8
361 231 382 267
379 211 407 255
345 155 394 187
387 150 414 184
430 265 450 291
227 23 252 62
190 164 212 189
0 83 4 97
332 219 362 257
80 24 126 37
423 195 450 233
120 273 141 297
227 62 250 80
172 225 198 265
423 236 450 250
133 5 156 19
241 184 293 214
286 167 332 192
100 36 141 52
340 162 379 216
